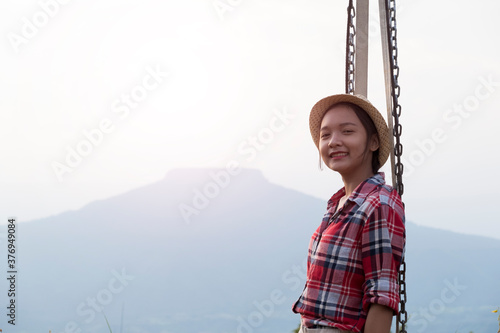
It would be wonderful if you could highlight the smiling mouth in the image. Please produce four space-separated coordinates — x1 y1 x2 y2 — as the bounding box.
330 152 348 158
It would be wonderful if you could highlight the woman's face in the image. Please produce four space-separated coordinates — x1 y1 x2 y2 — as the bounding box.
319 104 379 179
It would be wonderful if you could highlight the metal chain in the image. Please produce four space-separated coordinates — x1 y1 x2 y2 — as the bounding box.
387 0 404 197
383 0 407 331
397 259 407 333
345 0 356 94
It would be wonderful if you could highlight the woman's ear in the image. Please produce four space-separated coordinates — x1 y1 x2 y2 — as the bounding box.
369 134 380 152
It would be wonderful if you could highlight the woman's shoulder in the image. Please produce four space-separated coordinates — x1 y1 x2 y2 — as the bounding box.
365 174 404 215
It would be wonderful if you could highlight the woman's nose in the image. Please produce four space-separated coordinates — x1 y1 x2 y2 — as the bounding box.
328 133 341 147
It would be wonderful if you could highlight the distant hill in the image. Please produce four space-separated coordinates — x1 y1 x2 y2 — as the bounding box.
11 168 500 333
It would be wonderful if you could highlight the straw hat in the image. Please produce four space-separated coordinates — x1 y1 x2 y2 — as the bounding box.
309 93 392 167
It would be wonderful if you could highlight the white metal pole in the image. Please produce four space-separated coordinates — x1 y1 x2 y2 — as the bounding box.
354 0 369 97
378 1 397 198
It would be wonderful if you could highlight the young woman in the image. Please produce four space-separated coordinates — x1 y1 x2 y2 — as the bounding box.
292 94 406 333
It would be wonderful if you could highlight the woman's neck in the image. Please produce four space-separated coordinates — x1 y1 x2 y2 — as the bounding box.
342 170 375 198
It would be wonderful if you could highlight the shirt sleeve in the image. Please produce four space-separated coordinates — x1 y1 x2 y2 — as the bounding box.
360 195 405 314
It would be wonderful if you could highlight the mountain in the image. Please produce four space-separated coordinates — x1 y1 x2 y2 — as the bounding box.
10 168 500 333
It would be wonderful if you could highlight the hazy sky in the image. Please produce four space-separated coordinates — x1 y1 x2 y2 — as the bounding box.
1 0 499 239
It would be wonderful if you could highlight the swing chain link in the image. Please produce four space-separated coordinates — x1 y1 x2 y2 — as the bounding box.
387 0 404 197
385 0 407 332
345 0 356 94
398 260 408 332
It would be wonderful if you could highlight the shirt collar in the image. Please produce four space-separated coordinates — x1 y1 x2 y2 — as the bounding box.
327 172 386 209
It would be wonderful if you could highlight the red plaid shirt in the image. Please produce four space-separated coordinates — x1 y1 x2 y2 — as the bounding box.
292 173 405 332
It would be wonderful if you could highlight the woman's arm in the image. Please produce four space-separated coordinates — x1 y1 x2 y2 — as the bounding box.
364 303 393 333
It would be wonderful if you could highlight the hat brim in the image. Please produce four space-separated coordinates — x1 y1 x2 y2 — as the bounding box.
309 94 392 168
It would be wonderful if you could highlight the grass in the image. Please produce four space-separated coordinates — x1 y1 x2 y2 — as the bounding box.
103 312 113 333
493 307 500 333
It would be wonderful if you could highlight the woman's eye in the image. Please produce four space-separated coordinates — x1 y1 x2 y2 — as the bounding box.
320 133 330 139
343 130 354 134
